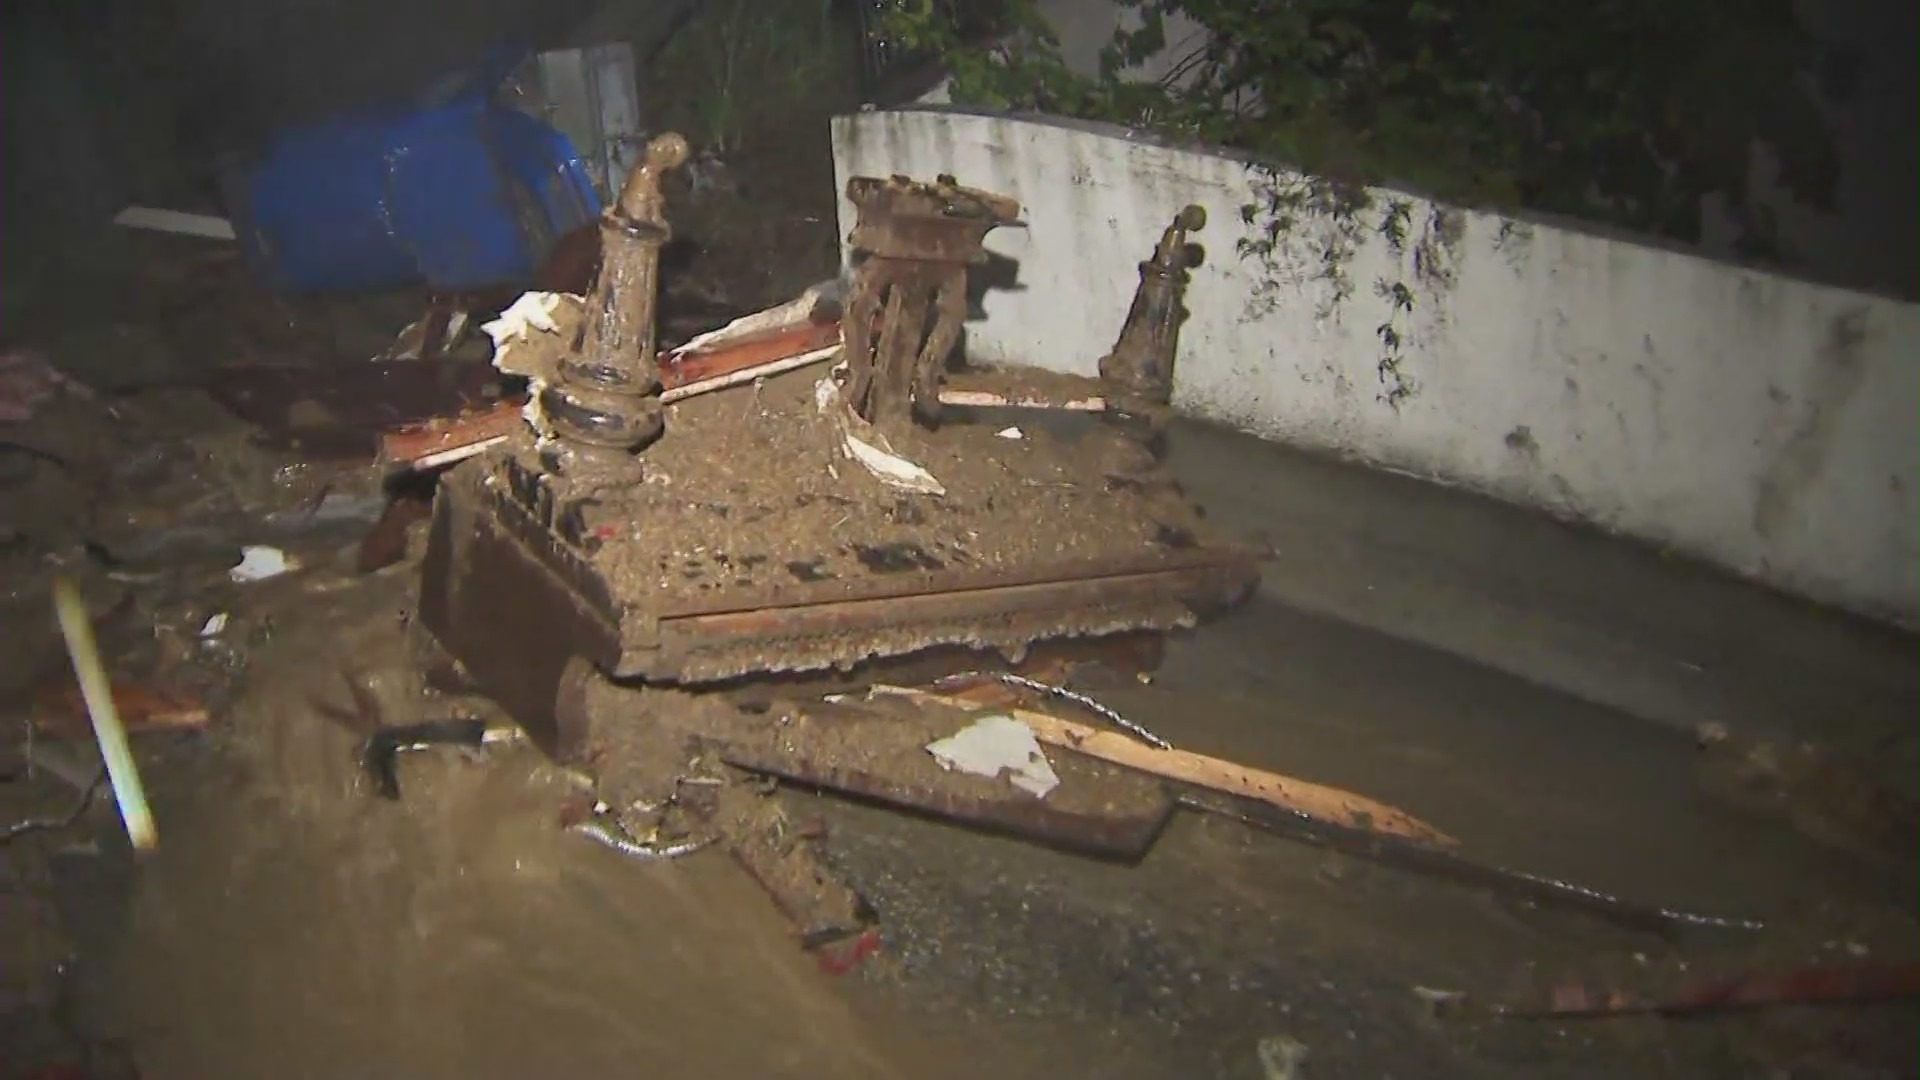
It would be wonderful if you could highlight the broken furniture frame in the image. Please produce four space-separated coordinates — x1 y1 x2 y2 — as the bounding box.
414 144 1259 946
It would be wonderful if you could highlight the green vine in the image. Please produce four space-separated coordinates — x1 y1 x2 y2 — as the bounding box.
1236 168 1375 322
1412 206 1466 294
1231 174 1467 403
1373 277 1418 409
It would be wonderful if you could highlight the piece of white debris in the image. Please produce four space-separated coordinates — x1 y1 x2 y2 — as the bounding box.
995 426 1024 440
113 206 236 240
1256 1034 1310 1080
198 612 229 638
672 280 839 358
815 376 945 496
1411 985 1469 1019
843 430 946 496
229 545 293 583
813 375 840 414
483 290 566 344
925 714 1059 798
483 290 574 378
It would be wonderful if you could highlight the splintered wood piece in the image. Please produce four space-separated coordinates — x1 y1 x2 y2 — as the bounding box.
879 686 1456 848
32 678 208 740
936 388 1107 411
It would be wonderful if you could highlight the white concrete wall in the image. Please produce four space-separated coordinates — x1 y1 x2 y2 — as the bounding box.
832 109 1920 627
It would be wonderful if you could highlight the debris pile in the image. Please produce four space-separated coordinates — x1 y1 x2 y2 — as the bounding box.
3 99 1911 1080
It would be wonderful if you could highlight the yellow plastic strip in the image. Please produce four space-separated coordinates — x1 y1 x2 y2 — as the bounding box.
51 576 157 852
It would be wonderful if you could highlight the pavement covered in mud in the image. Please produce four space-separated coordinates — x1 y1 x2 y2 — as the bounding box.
1 235 1916 1080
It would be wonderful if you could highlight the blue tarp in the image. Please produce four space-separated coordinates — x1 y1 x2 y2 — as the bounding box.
224 48 602 293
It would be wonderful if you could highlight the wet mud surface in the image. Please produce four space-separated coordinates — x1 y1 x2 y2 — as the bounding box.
5 557 1913 1079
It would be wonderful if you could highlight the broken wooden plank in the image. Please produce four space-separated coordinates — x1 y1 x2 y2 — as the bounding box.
874 686 1455 848
114 206 236 240
718 697 1175 858
32 679 209 740
937 389 1107 411
662 337 841 403
377 399 525 470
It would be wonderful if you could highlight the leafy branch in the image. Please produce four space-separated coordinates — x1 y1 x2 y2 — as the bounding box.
653 0 847 154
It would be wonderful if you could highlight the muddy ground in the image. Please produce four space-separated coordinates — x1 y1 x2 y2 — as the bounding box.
3 213 1918 1078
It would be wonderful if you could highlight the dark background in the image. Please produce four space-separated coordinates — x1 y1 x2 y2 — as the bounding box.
3 0 1913 330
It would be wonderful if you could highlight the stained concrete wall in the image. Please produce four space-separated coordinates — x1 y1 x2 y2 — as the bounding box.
831 109 1920 628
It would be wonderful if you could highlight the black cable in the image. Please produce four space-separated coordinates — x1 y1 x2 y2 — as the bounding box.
1 769 106 845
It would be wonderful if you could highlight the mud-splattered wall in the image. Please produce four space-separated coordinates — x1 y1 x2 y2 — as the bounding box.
832 109 1920 628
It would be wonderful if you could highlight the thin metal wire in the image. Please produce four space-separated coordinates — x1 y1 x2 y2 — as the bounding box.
937 670 1173 750
2 770 106 846
1183 795 1766 934
569 814 716 862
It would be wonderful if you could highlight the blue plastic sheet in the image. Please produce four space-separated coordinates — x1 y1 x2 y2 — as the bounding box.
224 49 602 293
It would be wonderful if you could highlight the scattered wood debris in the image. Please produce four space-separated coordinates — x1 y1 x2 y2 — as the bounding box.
32 679 208 740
